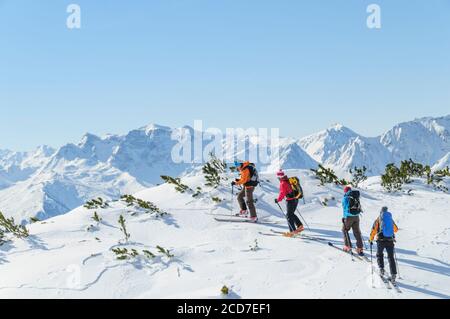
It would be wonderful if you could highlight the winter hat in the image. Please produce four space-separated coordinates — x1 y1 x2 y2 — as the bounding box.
276 170 286 178
234 161 243 168
344 186 352 193
381 206 388 213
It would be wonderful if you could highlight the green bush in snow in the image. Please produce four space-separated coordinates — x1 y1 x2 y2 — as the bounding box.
120 195 167 217
156 245 175 258
112 247 139 260
92 211 102 223
381 163 405 192
221 286 230 295
111 246 173 261
0 211 29 239
29 216 41 224
311 164 349 186
160 175 191 193
202 153 228 188
118 215 130 242
382 161 448 193
84 197 110 210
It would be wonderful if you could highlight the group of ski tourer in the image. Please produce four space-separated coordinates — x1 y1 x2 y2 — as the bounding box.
230 161 400 284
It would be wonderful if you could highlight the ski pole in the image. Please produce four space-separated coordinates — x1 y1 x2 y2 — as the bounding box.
370 242 374 288
276 202 291 230
276 202 285 215
296 208 311 231
230 185 234 214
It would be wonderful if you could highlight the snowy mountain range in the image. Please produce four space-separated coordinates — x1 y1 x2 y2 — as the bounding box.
299 115 450 176
1 115 450 223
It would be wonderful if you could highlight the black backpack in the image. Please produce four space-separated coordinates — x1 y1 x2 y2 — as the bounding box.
348 190 362 215
245 164 260 187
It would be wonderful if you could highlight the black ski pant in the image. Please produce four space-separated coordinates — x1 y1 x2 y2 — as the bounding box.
377 241 397 276
286 199 303 232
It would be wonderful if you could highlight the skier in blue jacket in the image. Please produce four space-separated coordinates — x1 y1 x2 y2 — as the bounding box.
342 186 364 256
370 206 399 282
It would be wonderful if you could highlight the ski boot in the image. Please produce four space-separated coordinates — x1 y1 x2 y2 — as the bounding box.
292 225 305 235
236 210 248 217
380 269 386 277
343 246 352 253
249 216 258 223
356 248 365 257
390 274 397 284
283 232 295 238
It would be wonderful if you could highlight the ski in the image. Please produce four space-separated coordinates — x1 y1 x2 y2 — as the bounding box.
327 242 365 262
359 255 371 263
210 213 283 224
269 229 327 242
259 231 306 239
259 231 289 237
379 274 392 290
206 213 247 218
389 279 402 293
214 217 279 225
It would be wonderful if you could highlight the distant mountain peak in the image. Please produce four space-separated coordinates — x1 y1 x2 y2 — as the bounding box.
80 133 101 145
329 123 345 130
141 123 172 133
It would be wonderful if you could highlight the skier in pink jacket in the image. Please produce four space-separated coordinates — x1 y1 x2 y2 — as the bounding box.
275 170 304 237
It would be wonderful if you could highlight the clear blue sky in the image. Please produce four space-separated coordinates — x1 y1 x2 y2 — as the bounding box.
1 0 449 150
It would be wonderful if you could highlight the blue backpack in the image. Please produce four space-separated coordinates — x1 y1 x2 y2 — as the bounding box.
379 212 395 238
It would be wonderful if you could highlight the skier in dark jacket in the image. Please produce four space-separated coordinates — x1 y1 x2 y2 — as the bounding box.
369 206 399 282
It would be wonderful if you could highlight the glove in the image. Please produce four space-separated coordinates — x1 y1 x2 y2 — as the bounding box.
274 199 279 204
369 241 374 246
231 181 236 186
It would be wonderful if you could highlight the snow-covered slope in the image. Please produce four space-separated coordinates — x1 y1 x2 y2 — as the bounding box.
0 171 448 299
